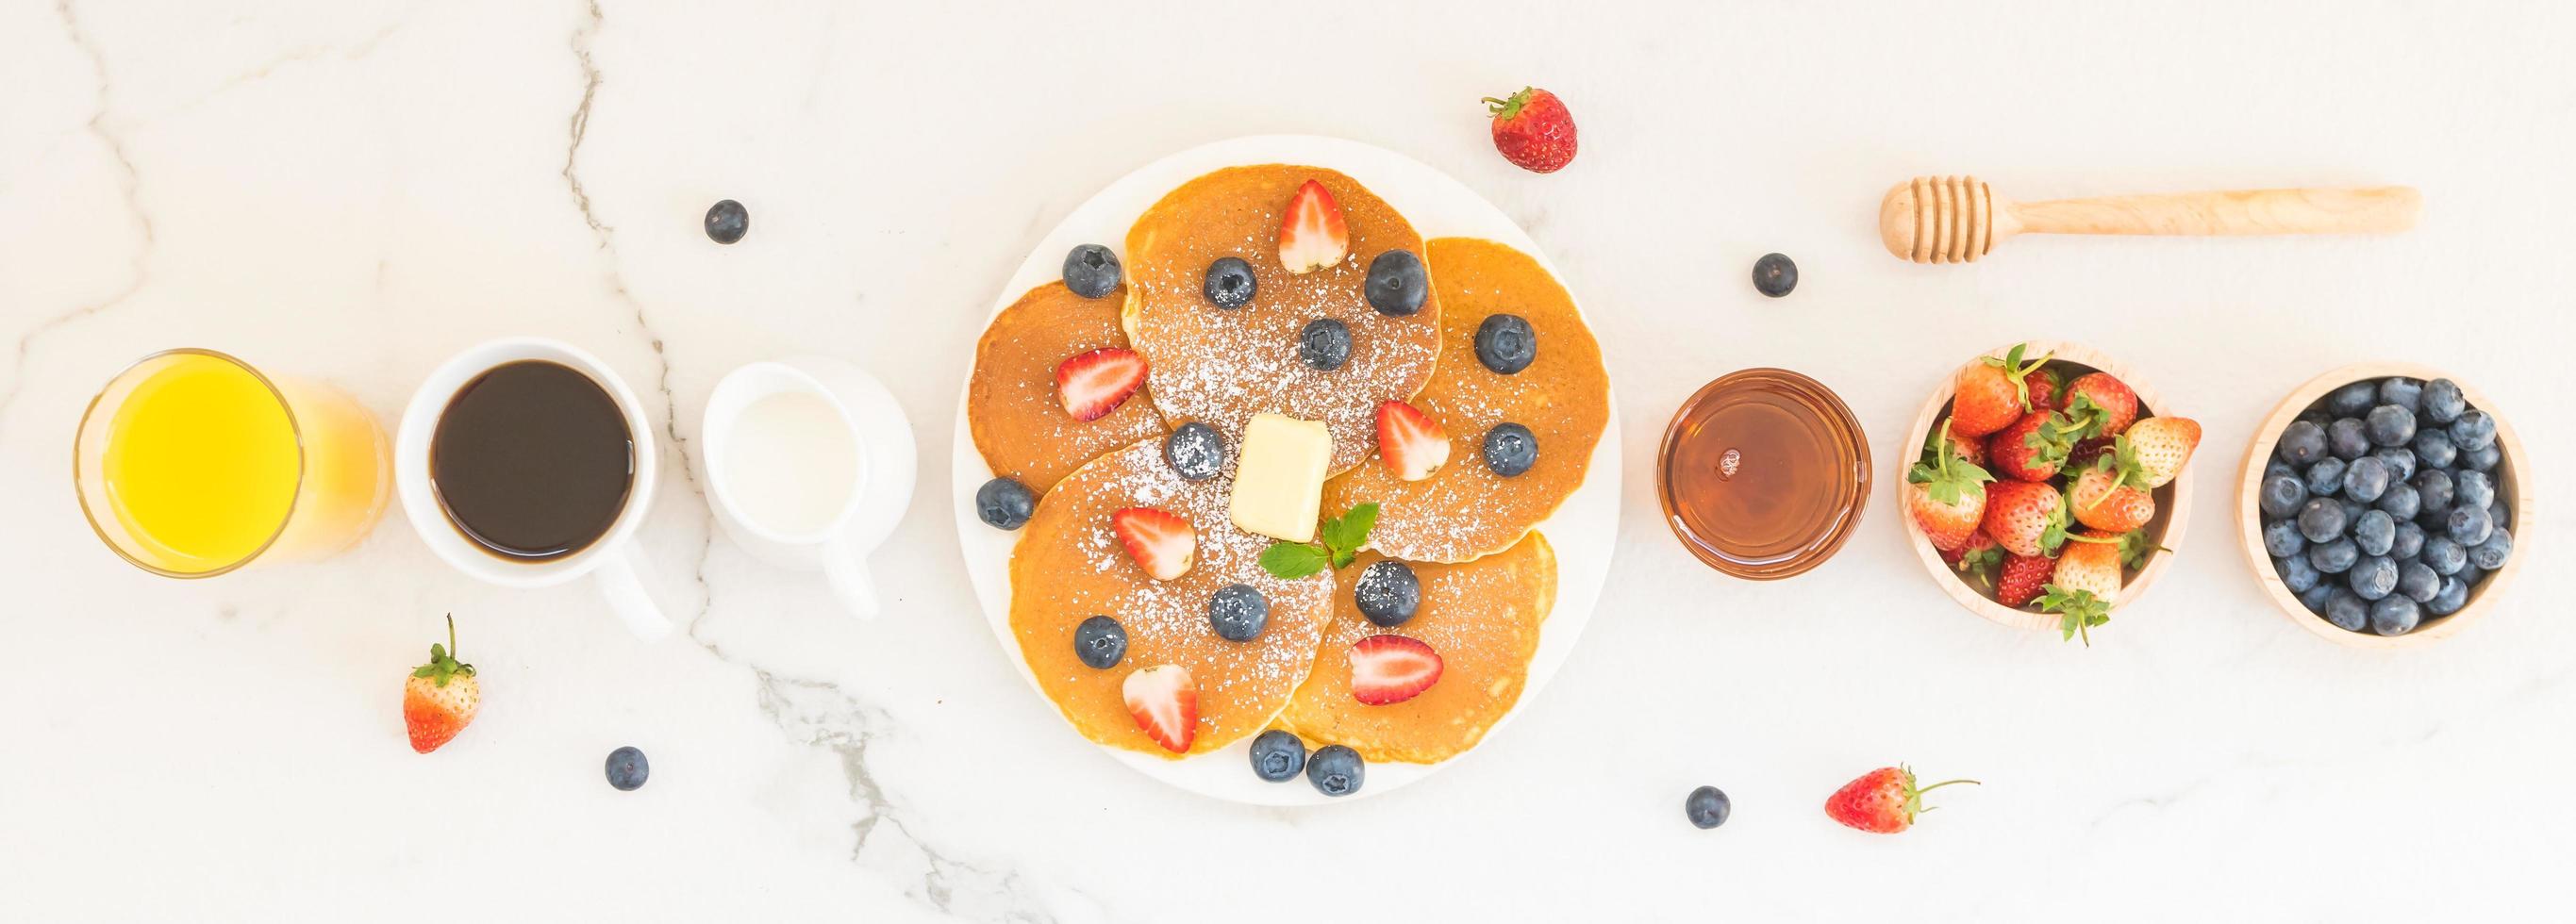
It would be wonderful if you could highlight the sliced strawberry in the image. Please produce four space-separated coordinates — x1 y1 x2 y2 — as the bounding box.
1111 506 1195 582
1348 635 1444 705
1277 179 1350 273
1055 348 1146 421
1375 400 1452 481
1121 664 1199 752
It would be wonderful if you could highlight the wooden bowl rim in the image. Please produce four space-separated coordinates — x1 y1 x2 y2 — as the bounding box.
1898 339 2192 633
2234 361 2533 649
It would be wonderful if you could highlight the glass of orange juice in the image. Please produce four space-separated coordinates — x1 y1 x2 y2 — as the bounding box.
74 349 391 577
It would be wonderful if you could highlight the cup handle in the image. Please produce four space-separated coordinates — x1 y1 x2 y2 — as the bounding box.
594 542 673 640
822 533 880 619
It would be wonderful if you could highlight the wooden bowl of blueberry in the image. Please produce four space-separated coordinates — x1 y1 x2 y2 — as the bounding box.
2238 365 2530 645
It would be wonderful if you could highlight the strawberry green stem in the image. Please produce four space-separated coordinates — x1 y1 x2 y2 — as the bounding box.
1917 779 1981 793
445 613 457 659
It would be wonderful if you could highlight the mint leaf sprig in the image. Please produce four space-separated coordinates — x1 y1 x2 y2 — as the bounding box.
1257 503 1379 580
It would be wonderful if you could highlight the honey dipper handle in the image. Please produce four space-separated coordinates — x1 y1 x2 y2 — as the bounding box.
2009 186 2419 238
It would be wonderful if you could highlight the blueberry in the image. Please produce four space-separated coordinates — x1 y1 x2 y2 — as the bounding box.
2376 482 2420 521
1207 584 1270 642
1482 422 1538 477
2259 474 2308 519
1354 560 1421 627
2276 553 2321 593
2370 448 2418 483
2263 520 2308 558
2420 379 2467 424
2449 410 2497 452
2397 561 2440 603
2302 457 2346 498
2470 528 2513 571
1202 256 1256 308
2321 589 2369 632
2309 537 2359 575
2339 499 2368 528
2351 510 2395 556
1298 318 1352 371
606 746 650 791
2327 381 2379 418
1364 250 1428 316
1062 243 1122 298
2341 455 2391 503
1686 785 1734 829
2413 469 2454 518
2327 419 2372 460
2453 470 2496 512
2445 505 2493 547
2487 502 2509 532
2299 583 2338 616
2376 377 2423 414
2420 536 2468 576
1248 729 1306 783
2425 576 2470 617
2347 555 2398 601
2410 429 2456 469
1752 253 1798 298
2390 520 2425 561
975 477 1037 530
2296 498 2349 544
1164 422 1227 482
2365 404 2416 448
1473 313 1537 375
1072 616 1127 669
1305 744 1364 797
704 199 749 244
2267 461 2298 482
2461 441 2501 472
2368 596 2421 636
2277 421 2330 466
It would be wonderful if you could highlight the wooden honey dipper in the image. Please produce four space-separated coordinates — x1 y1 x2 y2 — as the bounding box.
1879 176 2419 263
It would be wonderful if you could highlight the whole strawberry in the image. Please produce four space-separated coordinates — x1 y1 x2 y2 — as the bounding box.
2067 444 2154 533
1993 551 2055 606
2042 530 2125 645
1980 479 2068 557
2061 372 2139 437
1986 410 2060 482
404 615 480 753
1950 343 2052 437
1947 531 2003 586
2123 416 2202 487
1483 88 1577 173
1905 421 1994 552
1825 766 1979 833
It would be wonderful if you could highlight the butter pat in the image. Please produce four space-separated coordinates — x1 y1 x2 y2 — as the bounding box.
1228 413 1332 543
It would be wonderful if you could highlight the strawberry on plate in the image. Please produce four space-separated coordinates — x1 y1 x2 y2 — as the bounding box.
1122 664 1199 752
404 615 481 754
1825 766 1980 834
2123 417 2202 487
1483 87 1578 173
1278 179 1350 273
1950 343 2051 437
1980 479 2068 557
1111 506 1196 582
1375 400 1451 482
1993 551 2055 607
1905 421 1993 552
1348 635 1443 705
1055 348 1146 421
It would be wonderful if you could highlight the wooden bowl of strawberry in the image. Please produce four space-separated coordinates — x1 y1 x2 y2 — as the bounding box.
1897 340 2203 643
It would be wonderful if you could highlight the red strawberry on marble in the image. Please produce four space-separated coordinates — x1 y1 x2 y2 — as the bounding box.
1483 87 1578 173
1825 766 1980 834
403 615 480 754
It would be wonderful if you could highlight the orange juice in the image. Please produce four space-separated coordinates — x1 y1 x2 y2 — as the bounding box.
75 350 389 576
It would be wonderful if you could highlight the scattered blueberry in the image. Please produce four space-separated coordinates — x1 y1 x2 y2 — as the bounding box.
1203 256 1256 308
1474 313 1537 375
1752 253 1798 298
2352 510 2395 556
1248 729 1306 783
1353 560 1421 627
2376 482 2420 521
2370 447 2418 483
2347 555 2398 601
2449 410 2497 452
2420 379 2466 424
1483 422 1538 477
2377 377 2423 414
2365 404 2416 448
2421 536 2468 576
1364 250 1428 316
1298 318 1352 371
975 477 1037 530
1306 744 1364 797
606 746 650 791
1205 584 1271 642
2413 469 2454 518
2425 576 2469 616
2308 537 2360 575
2299 583 2338 616
2263 520 2308 559
1686 785 1734 829
2260 474 2309 519
2296 499 2348 544
2390 520 2426 561
2303 457 2347 498
2327 419 2372 460
1072 616 1128 669
2411 430 2456 469
2342 456 2391 503
2397 561 2440 603
2327 381 2380 418
2470 528 2513 571
704 200 749 244
2453 470 2496 513
1164 422 1227 482
2321 589 2369 632
1062 244 1122 299
2461 441 2501 471
2277 421 2329 466
2445 505 2494 547
2277 553 2322 594
2368 595 2421 636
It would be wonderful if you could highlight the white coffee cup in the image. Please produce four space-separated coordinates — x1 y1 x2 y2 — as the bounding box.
395 337 671 640
703 355 915 619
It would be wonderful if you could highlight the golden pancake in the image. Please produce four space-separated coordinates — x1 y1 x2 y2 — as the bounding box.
1278 534 1557 765
969 281 1167 493
1323 238 1608 562
1009 437 1334 758
1123 165 1440 475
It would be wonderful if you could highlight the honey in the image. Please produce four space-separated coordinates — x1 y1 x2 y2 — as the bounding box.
1658 369 1870 579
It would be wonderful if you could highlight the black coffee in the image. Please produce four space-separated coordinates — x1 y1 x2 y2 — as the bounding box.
430 360 634 560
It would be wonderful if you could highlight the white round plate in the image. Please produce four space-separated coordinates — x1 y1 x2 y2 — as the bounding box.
952 135 1620 804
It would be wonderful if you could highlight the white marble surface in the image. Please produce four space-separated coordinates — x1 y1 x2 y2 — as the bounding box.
3 1 2571 919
